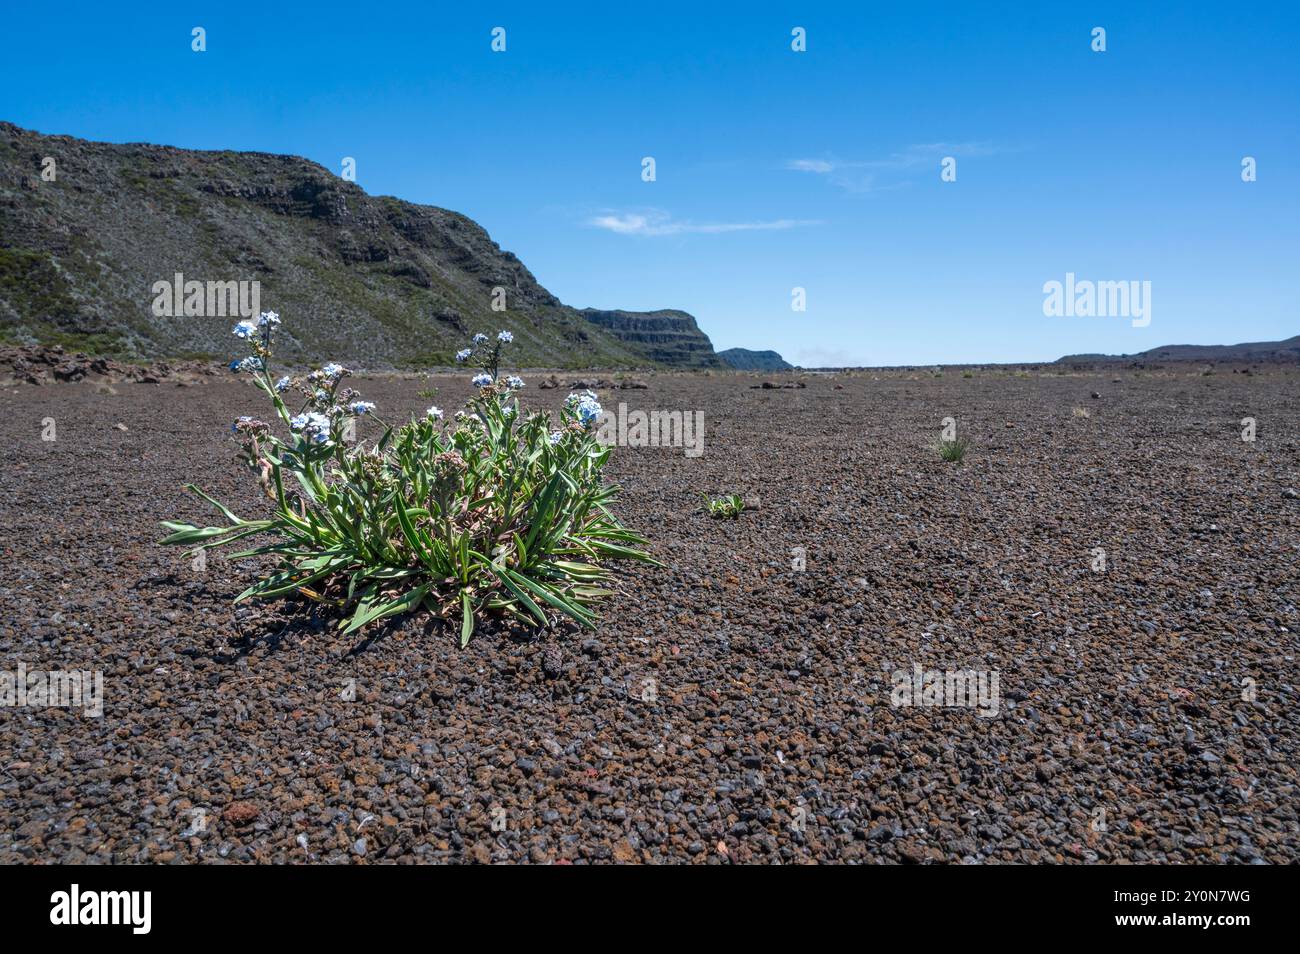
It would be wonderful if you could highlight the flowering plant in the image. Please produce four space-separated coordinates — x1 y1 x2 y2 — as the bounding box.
161 317 656 644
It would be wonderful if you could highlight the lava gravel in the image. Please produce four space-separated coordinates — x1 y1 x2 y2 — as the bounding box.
1 366 1297 863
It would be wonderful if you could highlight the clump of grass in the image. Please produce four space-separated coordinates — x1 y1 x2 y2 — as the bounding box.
161 317 657 644
934 435 970 463
703 493 745 519
1072 406 1091 418
962 371 974 379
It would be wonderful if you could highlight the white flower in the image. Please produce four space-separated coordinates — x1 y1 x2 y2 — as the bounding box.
505 375 524 389
426 406 444 420
471 372 493 388
549 430 563 445
497 330 513 344
232 320 257 339
274 376 291 392
258 310 280 327
321 363 345 380
455 348 472 363
471 333 488 345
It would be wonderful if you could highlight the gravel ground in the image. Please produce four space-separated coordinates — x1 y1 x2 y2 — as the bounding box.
2 367 1297 864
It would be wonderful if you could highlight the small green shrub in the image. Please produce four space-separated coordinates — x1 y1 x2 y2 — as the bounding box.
703 493 745 519
935 435 970 463
161 317 657 644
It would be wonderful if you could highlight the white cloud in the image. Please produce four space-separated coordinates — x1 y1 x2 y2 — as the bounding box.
787 142 999 192
588 209 819 237
792 346 869 369
786 159 835 174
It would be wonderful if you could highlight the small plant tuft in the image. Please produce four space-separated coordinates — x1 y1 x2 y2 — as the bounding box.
160 316 657 644
934 435 970 463
702 493 745 519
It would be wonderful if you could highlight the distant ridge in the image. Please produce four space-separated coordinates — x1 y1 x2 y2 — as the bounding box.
1058 335 1300 364
716 347 792 370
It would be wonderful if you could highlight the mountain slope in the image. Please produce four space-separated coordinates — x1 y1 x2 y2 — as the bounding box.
0 122 691 368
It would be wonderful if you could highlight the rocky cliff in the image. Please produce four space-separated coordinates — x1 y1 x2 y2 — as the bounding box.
578 308 722 368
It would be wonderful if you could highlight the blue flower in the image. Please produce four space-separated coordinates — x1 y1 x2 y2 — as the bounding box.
274 376 291 392
232 320 257 339
258 311 280 328
455 348 472 363
471 372 493 388
471 333 488 345
497 330 513 344
506 375 525 389
290 411 331 443
549 430 563 445
230 356 263 373
349 401 376 415
566 391 602 426
321 363 345 380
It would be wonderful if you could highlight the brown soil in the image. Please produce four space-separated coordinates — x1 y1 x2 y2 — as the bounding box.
1 367 1296 863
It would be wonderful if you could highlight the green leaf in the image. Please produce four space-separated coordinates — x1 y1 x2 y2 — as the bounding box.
393 492 437 573
502 567 596 627
460 592 474 647
185 485 248 526
341 584 430 635
159 524 232 545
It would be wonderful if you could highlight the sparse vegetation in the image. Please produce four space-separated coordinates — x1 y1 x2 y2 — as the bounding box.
161 319 658 644
703 493 746 519
935 435 970 463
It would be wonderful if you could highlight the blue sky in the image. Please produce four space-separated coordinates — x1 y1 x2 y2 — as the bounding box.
3 2 1297 366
